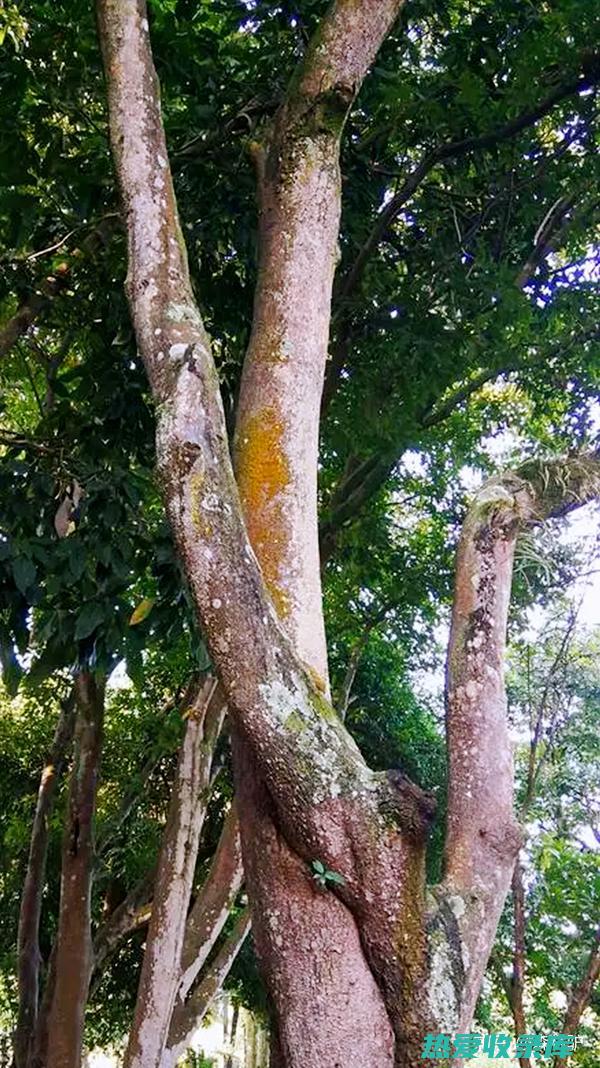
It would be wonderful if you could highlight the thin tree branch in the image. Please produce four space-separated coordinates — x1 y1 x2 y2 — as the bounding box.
337 65 599 307
554 927 600 1068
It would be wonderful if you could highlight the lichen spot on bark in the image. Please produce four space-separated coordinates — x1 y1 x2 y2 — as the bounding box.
308 686 338 723
284 709 306 734
235 406 291 618
189 470 212 537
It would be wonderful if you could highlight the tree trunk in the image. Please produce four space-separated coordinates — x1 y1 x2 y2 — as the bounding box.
46 673 104 1068
96 1 600 1063
554 926 600 1068
161 909 250 1068
14 691 76 1068
123 678 225 1068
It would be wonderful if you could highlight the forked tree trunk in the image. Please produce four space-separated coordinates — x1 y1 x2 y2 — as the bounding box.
46 673 104 1068
123 678 225 1068
14 691 76 1068
161 909 251 1068
96 1 600 1063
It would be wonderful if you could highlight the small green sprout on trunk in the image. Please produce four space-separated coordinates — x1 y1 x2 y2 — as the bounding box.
311 859 345 890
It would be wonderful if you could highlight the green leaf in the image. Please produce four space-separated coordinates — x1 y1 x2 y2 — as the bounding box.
311 859 325 875
324 869 346 886
74 602 105 640
12 557 36 595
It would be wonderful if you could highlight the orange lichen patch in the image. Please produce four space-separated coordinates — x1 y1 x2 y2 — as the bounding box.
236 406 291 619
189 469 212 537
306 664 327 694
41 763 55 786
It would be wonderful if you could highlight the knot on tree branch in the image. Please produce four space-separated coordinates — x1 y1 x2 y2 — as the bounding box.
383 770 437 840
477 818 523 861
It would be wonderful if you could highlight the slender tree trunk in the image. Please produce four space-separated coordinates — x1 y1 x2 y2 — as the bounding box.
176 805 243 1003
510 861 532 1068
161 909 250 1068
553 927 600 1068
14 691 76 1068
123 678 225 1068
30 942 56 1068
46 673 104 1068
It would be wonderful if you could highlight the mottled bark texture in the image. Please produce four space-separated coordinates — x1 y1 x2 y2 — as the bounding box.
436 459 600 1048
15 691 76 1068
96 2 600 1064
46 673 104 1068
124 678 225 1068
231 4 408 1062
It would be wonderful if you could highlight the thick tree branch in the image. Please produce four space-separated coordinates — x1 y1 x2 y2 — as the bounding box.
235 0 405 682
440 454 600 1030
97 4 439 1064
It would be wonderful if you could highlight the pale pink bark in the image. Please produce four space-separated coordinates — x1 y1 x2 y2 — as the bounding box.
232 5 405 1062
124 678 225 1068
235 0 404 683
437 459 600 1036
232 740 394 1068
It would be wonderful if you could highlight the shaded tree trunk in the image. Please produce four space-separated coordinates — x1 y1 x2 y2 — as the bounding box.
46 673 104 1068
161 909 250 1068
14 690 76 1068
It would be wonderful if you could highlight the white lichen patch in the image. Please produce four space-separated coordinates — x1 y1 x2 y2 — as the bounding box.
447 894 466 919
474 483 515 509
428 938 460 1033
167 302 202 326
169 342 188 360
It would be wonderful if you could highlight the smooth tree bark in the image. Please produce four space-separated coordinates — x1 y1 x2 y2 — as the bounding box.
161 909 251 1068
176 804 243 1004
124 677 225 1068
96 1 600 1063
14 691 76 1068
46 673 105 1068
232 4 411 1060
